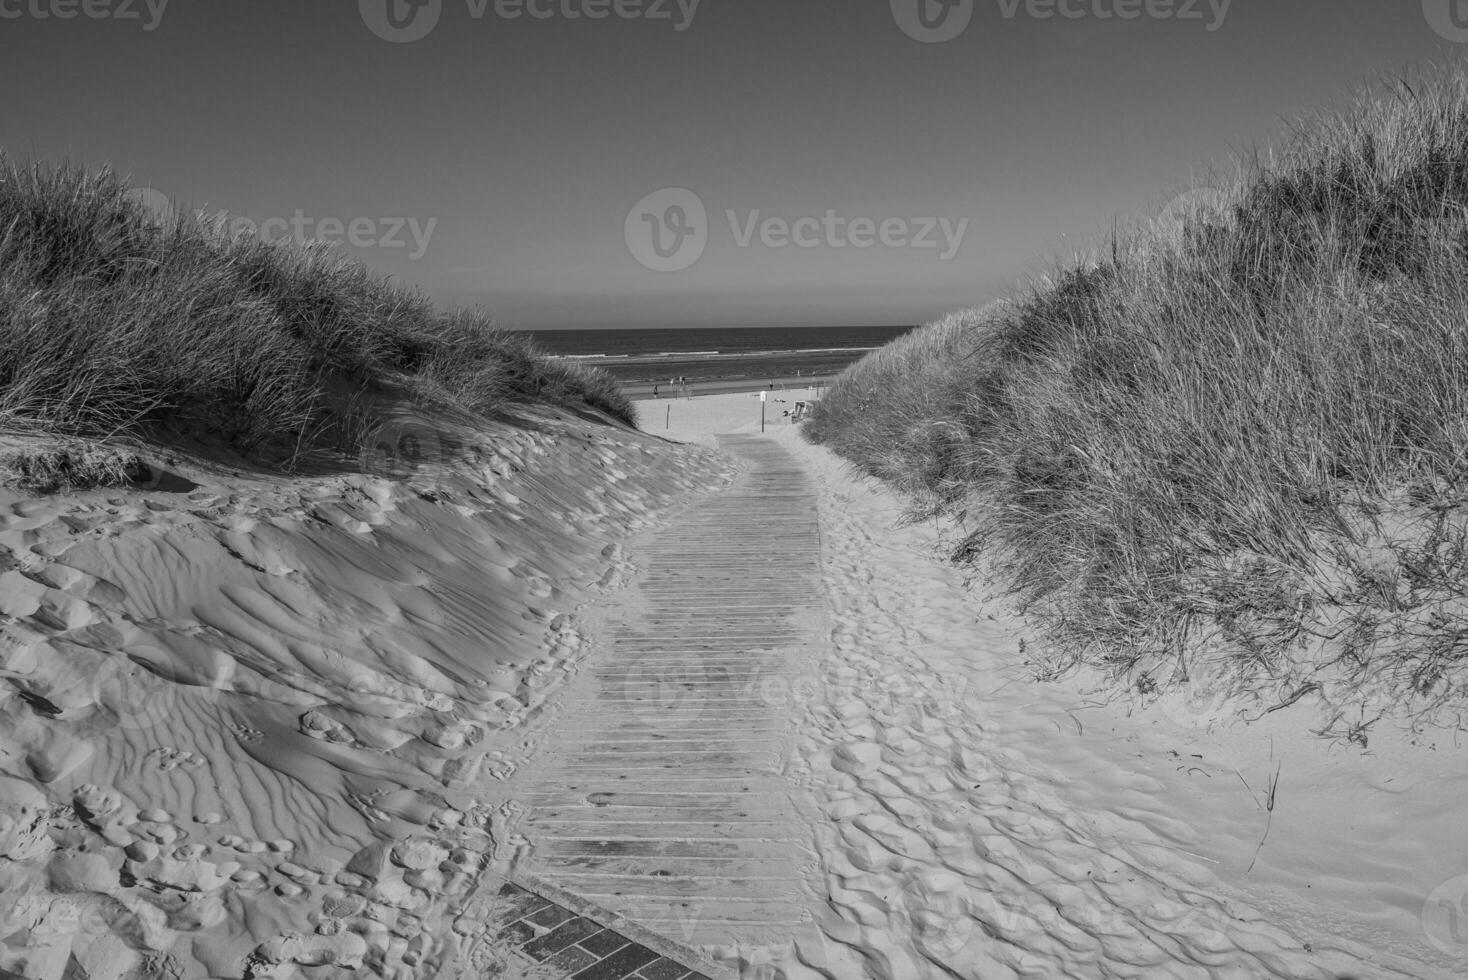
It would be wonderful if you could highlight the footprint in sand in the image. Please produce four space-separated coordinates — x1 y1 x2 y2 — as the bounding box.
229 723 265 743
145 747 205 772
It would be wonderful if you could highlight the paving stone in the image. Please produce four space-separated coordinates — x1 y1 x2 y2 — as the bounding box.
490 882 551 924
523 916 604 961
569 942 659 980
541 942 601 975
576 928 631 958
496 918 537 946
632 957 693 980
525 903 578 930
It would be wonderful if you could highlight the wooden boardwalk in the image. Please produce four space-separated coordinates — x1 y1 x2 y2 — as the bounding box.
516 435 821 953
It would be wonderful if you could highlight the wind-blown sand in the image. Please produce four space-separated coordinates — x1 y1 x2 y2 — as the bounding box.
644 391 1468 978
0 401 733 979
2 389 1466 979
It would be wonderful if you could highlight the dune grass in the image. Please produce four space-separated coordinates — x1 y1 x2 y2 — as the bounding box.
806 66 1468 726
0 156 634 474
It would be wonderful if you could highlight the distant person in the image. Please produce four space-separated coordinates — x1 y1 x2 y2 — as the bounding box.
653 384 659 398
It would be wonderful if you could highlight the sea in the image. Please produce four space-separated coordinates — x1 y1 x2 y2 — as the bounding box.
517 325 916 389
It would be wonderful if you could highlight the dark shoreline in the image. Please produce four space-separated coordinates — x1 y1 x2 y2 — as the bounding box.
555 346 873 388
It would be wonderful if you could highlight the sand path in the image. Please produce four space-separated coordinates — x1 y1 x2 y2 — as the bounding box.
513 435 825 956
776 429 1441 980
503 416 1455 979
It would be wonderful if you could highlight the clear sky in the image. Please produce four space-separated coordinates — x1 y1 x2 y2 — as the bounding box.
0 0 1461 329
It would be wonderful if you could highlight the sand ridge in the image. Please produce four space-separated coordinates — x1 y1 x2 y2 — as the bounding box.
4 388 1467 979
0 404 734 980
597 392 1468 977
754 420 1466 979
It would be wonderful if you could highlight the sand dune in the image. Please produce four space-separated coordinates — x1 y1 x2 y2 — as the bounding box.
586 394 1468 978
2 390 1465 979
0 402 731 979
743 416 1465 979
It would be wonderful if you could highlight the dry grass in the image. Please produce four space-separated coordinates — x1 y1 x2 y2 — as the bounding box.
0 157 634 470
806 65 1468 724
0 443 150 493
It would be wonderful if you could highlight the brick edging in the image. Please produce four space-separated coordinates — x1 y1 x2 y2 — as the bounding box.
509 869 735 980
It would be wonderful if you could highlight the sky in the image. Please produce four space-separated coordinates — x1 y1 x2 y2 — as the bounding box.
0 0 1463 330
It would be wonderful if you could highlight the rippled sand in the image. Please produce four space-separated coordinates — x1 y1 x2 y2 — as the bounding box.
1 388 1464 979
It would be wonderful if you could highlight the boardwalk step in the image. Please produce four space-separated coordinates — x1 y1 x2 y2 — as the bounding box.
517 436 821 958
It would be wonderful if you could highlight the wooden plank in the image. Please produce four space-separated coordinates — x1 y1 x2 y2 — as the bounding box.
517 436 822 953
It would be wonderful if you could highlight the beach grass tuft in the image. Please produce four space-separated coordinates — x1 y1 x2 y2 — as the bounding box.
805 65 1468 722
0 156 634 470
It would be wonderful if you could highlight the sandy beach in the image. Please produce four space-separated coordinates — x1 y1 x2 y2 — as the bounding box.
8 9 1467 978
2 389 1465 979
651 393 1468 978
622 378 834 404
